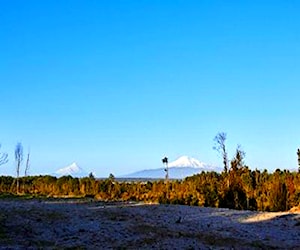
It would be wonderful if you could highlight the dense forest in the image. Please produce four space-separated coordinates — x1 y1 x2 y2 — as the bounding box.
0 167 299 212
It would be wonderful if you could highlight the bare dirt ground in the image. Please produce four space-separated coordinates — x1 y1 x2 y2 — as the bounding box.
0 199 300 249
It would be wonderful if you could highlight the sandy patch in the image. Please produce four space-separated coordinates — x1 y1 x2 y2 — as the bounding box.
0 200 299 249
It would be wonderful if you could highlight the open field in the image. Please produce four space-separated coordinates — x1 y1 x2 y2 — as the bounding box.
0 199 299 249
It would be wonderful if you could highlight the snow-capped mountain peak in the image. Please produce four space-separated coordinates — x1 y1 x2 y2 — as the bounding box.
122 156 221 179
55 162 88 177
168 156 206 168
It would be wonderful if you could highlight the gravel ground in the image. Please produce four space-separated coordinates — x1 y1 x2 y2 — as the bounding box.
0 199 300 249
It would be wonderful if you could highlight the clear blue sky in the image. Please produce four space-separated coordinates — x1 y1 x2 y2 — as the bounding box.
0 1 299 177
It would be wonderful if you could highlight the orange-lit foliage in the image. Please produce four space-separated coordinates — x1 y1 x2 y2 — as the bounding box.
1 169 300 212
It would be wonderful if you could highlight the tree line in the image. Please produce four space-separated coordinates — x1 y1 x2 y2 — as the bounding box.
0 168 299 212
0 133 299 212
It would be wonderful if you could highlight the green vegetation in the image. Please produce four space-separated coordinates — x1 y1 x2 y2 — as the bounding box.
1 133 298 212
0 167 299 212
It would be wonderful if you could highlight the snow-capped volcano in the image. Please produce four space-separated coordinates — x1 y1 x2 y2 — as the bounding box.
168 156 207 168
121 156 221 179
55 162 88 178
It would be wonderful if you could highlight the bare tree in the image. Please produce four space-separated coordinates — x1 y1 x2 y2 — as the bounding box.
15 143 23 193
162 157 169 181
213 132 228 173
0 144 8 166
297 149 300 173
162 157 169 200
24 149 30 177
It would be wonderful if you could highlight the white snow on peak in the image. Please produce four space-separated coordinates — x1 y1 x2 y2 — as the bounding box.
168 156 208 168
55 162 87 177
122 155 221 179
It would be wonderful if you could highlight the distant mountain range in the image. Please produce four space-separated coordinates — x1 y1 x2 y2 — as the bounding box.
121 156 221 179
54 156 221 179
